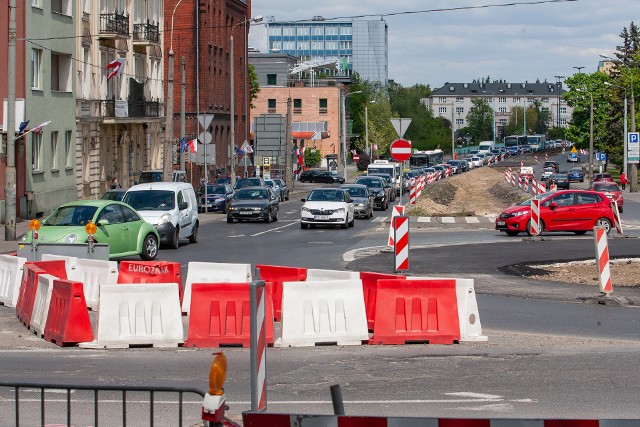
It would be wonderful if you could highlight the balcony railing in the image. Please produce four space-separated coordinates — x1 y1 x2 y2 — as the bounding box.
133 22 159 44
98 99 162 119
100 12 129 37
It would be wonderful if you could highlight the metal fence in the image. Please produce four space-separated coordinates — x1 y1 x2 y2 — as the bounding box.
133 22 160 43
100 13 129 36
0 382 205 427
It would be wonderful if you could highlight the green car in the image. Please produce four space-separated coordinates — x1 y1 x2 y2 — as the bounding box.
22 200 159 260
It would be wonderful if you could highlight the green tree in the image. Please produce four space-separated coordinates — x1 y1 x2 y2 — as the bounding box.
248 64 260 109
466 98 494 143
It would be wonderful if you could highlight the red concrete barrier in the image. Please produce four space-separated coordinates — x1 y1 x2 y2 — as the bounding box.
16 260 67 328
369 279 460 345
255 264 306 321
44 280 94 346
184 283 275 348
359 272 405 331
117 261 184 303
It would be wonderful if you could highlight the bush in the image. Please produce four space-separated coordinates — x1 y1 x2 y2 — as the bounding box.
356 153 371 171
304 149 322 168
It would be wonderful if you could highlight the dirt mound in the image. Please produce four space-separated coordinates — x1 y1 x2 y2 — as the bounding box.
408 166 526 216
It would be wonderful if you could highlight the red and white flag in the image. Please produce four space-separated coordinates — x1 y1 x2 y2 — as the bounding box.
188 138 198 153
31 120 51 135
107 57 126 80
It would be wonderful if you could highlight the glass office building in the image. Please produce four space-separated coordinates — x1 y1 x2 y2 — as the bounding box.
267 19 388 84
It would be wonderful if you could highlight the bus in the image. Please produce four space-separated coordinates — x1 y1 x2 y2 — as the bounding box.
409 149 444 169
503 135 527 148
526 135 547 151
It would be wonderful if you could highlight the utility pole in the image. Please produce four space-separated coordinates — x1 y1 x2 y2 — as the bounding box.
285 98 293 189
180 57 185 172
589 93 594 181
230 33 237 187
630 82 638 192
4 0 17 240
164 52 175 182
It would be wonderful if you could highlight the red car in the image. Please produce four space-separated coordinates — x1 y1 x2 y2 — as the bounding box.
495 190 615 236
589 181 624 213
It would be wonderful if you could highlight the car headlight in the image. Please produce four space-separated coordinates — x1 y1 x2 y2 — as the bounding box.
377 191 385 197
513 211 529 217
356 203 366 207
334 208 345 213
21 235 28 242
65 234 78 244
158 213 171 225
302 207 311 213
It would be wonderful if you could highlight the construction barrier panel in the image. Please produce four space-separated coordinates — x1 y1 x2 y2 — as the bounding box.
29 274 57 338
255 264 307 322
68 258 118 311
184 282 275 348
44 279 94 346
16 260 67 328
305 269 360 281
0 254 27 307
359 271 406 331
408 277 487 342
277 280 369 347
41 254 78 276
80 284 183 349
182 262 252 315
117 260 184 303
370 279 461 345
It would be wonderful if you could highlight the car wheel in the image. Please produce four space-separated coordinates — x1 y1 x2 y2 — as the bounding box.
285 193 289 201
341 217 349 229
369 208 373 218
170 226 180 249
505 230 520 236
188 222 199 243
227 217 234 224
526 219 544 236
595 218 612 234
574 230 587 235
301 223 308 229
140 234 158 261
273 209 278 222
619 207 623 213
348 214 355 227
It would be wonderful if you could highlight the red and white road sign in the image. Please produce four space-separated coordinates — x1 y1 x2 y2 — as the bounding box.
612 201 623 234
530 198 541 236
594 226 613 294
393 216 409 271
389 139 412 162
353 154 360 162
387 205 405 247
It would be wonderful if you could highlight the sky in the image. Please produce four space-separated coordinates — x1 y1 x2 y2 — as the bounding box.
248 0 640 89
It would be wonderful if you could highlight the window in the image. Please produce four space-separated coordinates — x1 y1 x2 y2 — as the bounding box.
499 97 507 103
32 133 42 172
560 107 567 114
31 0 42 8
267 99 276 113
65 130 73 168
270 41 281 50
560 118 567 126
297 41 309 50
51 131 59 170
267 74 277 85
31 49 42 89
268 27 282 36
325 41 338 50
499 107 507 113
294 98 302 114
311 41 324 50
339 26 352 36
311 27 324 36
456 97 464 103
456 107 464 114
339 41 352 50
297 27 309 36
439 97 447 103
542 98 550 103
81 0 91 15
97 205 124 224
438 107 447 114
134 54 146 83
576 192 600 205
544 193 574 207
51 52 72 92
500 118 508 125
513 97 520 103
51 0 72 15
325 26 338 36
456 118 464 126
282 27 295 36
319 98 328 114
81 48 91 98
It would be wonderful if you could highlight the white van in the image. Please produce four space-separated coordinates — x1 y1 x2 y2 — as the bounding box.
478 141 495 154
123 182 199 249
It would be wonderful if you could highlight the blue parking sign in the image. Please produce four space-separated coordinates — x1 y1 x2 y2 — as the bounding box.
629 132 640 163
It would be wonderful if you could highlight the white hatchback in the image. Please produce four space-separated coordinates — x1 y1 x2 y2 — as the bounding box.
301 188 355 229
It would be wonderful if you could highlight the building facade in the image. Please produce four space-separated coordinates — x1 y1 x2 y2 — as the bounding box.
428 81 573 141
76 0 165 197
266 19 388 84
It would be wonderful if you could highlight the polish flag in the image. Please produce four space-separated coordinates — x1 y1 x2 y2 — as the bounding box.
107 57 126 80
188 138 198 153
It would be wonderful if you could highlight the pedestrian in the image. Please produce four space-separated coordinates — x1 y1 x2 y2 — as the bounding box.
620 172 628 191
110 177 121 189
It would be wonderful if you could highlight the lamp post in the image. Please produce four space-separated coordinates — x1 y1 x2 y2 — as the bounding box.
523 95 527 136
365 100 375 159
341 90 361 179
605 81 628 176
589 91 594 180
230 15 263 187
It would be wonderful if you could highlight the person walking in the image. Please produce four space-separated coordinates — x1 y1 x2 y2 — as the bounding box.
619 172 628 191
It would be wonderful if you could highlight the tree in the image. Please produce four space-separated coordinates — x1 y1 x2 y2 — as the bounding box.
466 98 494 143
248 64 260 109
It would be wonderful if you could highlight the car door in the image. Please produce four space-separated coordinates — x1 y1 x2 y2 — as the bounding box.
121 204 143 253
344 191 355 221
177 190 191 238
94 204 128 255
573 192 603 230
542 192 577 231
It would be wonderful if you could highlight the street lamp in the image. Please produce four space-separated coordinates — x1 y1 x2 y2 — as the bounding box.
341 90 362 179
365 100 375 160
230 15 263 187
605 81 628 176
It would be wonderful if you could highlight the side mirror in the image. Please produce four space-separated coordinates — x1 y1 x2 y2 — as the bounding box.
97 219 109 226
179 201 189 210
549 202 558 210
301 198 306 202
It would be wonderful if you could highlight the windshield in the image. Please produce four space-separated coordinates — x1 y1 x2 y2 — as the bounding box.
307 189 344 202
138 171 163 184
345 187 368 197
123 190 175 211
357 178 382 189
234 189 270 200
235 179 262 189
200 185 226 195
593 183 618 191
44 205 98 226
367 167 393 177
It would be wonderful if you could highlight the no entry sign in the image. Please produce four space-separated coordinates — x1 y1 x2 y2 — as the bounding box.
390 139 412 162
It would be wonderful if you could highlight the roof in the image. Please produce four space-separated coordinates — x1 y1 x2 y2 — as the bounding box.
128 182 194 191
431 81 565 97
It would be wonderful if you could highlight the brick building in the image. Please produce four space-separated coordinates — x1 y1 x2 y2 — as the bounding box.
164 0 251 183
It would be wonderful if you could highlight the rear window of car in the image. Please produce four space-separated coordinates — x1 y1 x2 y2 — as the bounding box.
345 187 367 197
593 183 619 192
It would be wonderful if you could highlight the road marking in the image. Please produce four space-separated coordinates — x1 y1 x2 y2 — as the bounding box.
445 392 502 399
417 217 431 223
441 217 455 223
372 217 386 223
228 235 246 238
251 221 300 237
465 217 480 224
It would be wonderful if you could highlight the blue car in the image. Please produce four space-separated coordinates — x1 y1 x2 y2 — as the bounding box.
506 147 520 156
567 167 584 182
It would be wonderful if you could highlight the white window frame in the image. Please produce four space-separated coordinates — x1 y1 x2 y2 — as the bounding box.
32 133 42 172
513 97 520 104
31 0 43 9
499 107 507 113
31 49 42 90
51 52 72 92
455 118 464 126
456 97 464 103
438 97 447 103
297 27 309 36
65 130 73 168
51 131 59 170
498 97 507 104
456 107 464 114
560 107 567 114
438 107 447 114
51 0 72 16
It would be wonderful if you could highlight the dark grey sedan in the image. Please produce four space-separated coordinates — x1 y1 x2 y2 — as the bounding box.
341 184 374 219
548 173 570 190
226 187 279 223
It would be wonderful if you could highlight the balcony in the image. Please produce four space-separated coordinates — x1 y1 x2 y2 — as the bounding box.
99 12 130 39
133 21 160 45
97 99 162 119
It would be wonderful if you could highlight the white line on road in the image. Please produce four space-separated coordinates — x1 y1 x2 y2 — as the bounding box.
228 235 246 238
441 217 455 224
251 221 300 237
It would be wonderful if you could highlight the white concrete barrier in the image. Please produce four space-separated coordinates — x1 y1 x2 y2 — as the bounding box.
182 262 252 315
80 284 183 348
305 269 360 281
67 258 118 310
407 276 487 342
30 274 56 338
277 280 369 347
0 254 27 307
41 254 78 277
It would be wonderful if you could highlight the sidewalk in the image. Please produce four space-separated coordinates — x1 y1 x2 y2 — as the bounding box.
0 220 31 254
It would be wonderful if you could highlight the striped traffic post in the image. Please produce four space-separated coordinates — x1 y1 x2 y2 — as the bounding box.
530 198 541 236
524 177 529 193
393 216 409 272
250 275 267 411
388 205 405 247
511 173 516 187
593 226 613 294
612 201 623 234
538 182 546 195
505 169 511 183
550 184 557 192
409 180 416 205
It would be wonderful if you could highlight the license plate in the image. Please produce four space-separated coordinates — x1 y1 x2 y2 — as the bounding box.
497 221 505 226
314 215 330 220
240 211 253 215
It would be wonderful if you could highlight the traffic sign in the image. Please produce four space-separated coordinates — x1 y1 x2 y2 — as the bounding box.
198 114 214 131
390 118 412 138
629 132 639 163
353 154 360 162
570 146 577 153
390 139 412 162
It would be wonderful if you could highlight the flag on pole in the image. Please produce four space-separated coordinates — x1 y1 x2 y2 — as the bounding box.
107 57 126 80
234 146 244 156
18 120 29 134
179 137 187 153
31 120 51 135
241 140 253 153
188 138 198 153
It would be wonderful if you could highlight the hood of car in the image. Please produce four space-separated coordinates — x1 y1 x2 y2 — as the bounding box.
350 196 369 204
22 225 89 243
230 199 271 209
500 204 530 216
